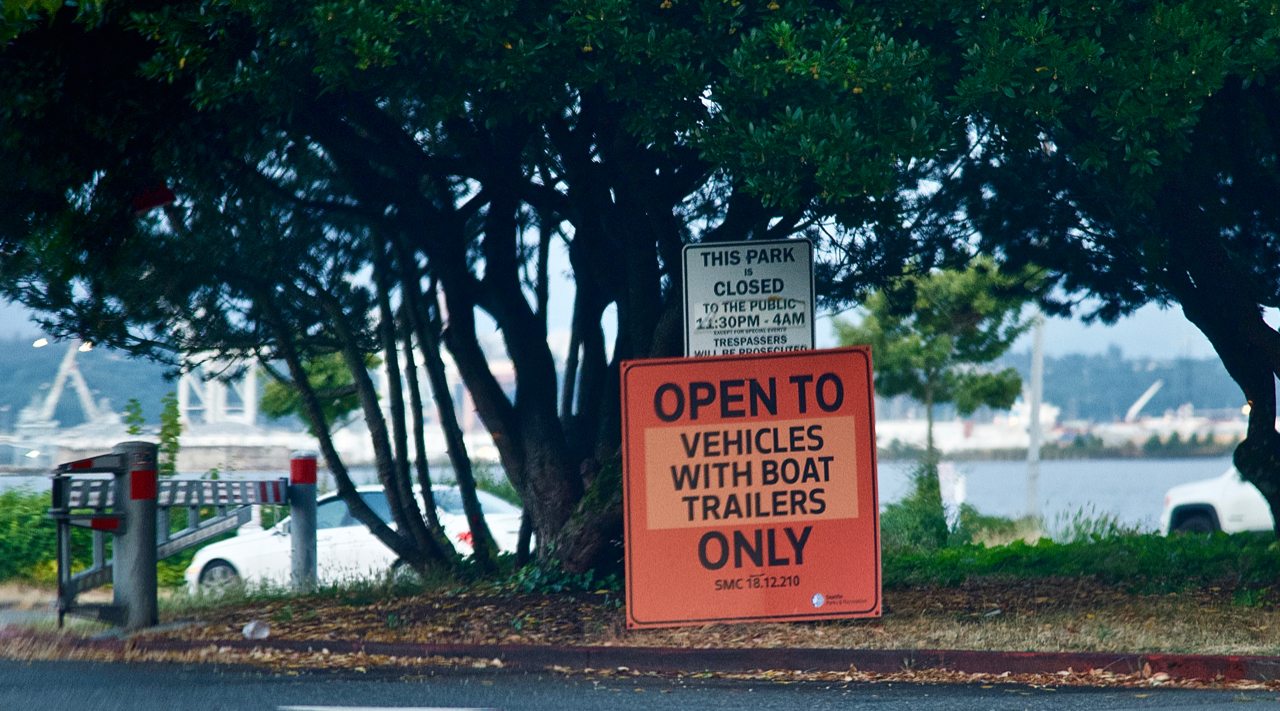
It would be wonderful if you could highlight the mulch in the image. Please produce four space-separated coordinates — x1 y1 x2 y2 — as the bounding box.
163 576 1230 647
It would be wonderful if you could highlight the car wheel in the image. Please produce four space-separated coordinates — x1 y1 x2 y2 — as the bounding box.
199 560 242 590
1173 514 1216 534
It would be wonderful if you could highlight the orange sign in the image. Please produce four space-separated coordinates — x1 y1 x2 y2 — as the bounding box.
621 347 881 628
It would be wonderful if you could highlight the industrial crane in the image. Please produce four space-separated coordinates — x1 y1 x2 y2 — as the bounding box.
16 340 115 431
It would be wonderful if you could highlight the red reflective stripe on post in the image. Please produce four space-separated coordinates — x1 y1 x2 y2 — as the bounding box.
290 458 317 485
90 518 120 531
130 470 158 500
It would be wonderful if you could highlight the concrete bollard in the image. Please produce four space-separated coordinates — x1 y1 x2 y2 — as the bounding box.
289 451 318 592
112 441 158 630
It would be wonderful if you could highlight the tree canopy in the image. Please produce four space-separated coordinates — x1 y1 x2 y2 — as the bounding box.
0 0 966 573
942 0 1280 529
5 0 1280 563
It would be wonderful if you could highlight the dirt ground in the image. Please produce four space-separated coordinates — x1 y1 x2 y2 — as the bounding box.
150 577 1280 657
0 583 109 610
5 577 1280 692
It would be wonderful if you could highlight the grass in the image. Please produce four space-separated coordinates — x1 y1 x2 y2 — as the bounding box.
159 562 457 621
4 457 1276 658
471 460 522 506
147 569 1280 657
1048 504 1140 543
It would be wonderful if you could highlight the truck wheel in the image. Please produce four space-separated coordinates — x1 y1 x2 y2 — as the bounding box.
1173 514 1215 534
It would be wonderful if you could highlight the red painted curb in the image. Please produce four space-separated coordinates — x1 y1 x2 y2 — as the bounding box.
126 638 1280 682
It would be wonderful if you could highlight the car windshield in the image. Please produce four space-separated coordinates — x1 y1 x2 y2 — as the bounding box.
313 488 519 525
432 487 521 516
314 499 350 529
432 487 465 515
476 490 521 516
360 491 393 524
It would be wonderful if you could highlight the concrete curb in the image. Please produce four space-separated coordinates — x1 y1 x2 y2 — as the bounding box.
125 637 1280 683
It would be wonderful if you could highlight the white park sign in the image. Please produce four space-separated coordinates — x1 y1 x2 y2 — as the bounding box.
682 238 815 357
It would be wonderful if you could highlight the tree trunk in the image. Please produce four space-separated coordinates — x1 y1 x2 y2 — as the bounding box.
373 255 435 556
413 279 498 571
433 209 582 556
397 306 451 543
515 511 533 568
260 293 434 569
1177 295 1280 530
1161 179 1280 534
306 280 450 571
924 384 937 465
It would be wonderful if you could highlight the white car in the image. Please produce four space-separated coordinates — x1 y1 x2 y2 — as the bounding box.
1160 467 1274 534
185 485 524 591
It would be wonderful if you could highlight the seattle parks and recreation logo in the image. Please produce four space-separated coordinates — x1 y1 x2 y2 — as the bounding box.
811 593 825 608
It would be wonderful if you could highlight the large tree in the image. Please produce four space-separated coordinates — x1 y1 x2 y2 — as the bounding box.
944 0 1280 530
0 1 964 573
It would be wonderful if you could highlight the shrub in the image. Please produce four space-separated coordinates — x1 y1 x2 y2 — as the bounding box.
884 531 1280 592
0 487 58 580
880 460 949 554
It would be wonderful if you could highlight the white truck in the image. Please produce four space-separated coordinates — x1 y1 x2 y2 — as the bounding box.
1160 467 1275 534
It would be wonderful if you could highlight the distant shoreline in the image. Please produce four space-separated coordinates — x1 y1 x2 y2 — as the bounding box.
879 443 1237 462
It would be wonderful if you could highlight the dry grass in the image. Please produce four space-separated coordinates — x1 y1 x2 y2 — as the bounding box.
140 576 1280 656
969 521 1043 548
0 582 110 609
6 576 1280 691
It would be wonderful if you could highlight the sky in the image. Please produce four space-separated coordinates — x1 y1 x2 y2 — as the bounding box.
0 239 1265 362
814 302 1223 359
527 238 1242 361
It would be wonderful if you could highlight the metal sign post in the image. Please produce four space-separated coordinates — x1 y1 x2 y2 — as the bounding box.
682 238 815 357
113 441 159 630
620 346 881 629
289 451 319 592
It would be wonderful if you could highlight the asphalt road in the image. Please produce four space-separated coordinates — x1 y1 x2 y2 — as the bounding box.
2 660 1276 711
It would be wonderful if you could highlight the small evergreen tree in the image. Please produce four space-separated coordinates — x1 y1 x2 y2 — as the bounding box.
122 398 146 436
838 259 1038 547
259 353 372 436
158 391 181 477
837 258 1039 461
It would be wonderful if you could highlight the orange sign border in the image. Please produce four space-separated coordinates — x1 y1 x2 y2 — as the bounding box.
621 346 881 628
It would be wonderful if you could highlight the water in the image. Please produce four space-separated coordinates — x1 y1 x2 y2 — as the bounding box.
5 458 1235 531
0 474 52 492
877 456 1235 530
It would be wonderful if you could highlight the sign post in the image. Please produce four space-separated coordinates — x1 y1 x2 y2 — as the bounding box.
683 238 815 357
112 441 159 631
620 347 880 628
289 450 319 592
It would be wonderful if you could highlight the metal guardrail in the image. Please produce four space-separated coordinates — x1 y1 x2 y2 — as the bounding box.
49 448 141 627
154 479 288 560
54 478 290 509
49 443 308 630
